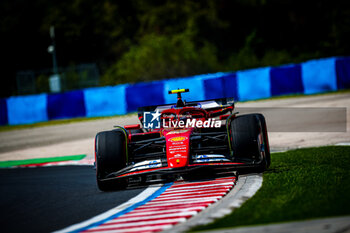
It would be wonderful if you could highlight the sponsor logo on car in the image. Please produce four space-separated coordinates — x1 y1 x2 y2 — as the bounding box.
170 154 187 160
147 160 159 168
197 155 209 162
168 136 187 142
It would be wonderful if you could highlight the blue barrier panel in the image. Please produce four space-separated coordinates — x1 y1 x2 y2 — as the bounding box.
336 57 350 89
237 67 271 101
84 85 127 117
204 73 238 100
126 81 165 112
193 72 228 81
222 73 239 100
7 94 48 125
4 56 346 125
204 77 225 100
270 64 303 96
164 76 205 104
47 90 86 120
0 98 8 125
301 57 337 94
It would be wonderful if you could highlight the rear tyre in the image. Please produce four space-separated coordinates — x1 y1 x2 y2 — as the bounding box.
230 114 270 171
95 129 128 191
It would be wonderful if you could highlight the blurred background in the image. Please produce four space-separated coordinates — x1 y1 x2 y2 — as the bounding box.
1 0 350 97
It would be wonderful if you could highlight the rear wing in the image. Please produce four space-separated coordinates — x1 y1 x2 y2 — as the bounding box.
137 97 235 120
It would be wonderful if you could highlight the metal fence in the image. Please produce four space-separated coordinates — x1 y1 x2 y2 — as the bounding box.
16 63 100 95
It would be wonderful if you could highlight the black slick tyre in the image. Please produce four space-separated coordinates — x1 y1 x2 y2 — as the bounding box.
230 113 270 171
95 129 128 191
256 114 271 169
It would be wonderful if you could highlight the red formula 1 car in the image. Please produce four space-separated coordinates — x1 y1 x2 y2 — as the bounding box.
95 89 270 191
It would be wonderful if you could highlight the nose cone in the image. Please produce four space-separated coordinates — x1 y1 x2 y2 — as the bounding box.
164 129 192 168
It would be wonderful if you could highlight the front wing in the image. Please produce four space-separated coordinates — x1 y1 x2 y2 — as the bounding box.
99 159 263 183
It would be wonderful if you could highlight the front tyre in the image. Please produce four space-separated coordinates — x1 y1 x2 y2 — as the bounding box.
230 114 270 171
95 129 128 191
256 114 271 169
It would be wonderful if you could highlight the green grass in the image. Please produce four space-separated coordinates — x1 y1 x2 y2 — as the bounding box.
191 146 350 232
0 154 86 168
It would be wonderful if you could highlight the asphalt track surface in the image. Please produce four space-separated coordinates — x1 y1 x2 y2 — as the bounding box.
0 166 145 233
0 115 138 153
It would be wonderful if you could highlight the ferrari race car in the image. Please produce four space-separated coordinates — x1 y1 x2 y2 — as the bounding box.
95 89 270 191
